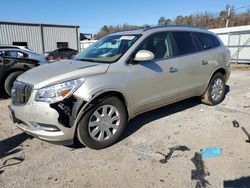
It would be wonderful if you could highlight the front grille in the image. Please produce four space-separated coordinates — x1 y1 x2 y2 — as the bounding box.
12 81 33 105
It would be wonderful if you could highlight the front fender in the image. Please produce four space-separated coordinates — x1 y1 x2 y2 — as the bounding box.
71 88 133 129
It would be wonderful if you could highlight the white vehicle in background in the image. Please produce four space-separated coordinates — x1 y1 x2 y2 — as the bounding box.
80 40 98 51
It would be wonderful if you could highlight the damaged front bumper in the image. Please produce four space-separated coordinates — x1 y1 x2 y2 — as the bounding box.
9 92 80 145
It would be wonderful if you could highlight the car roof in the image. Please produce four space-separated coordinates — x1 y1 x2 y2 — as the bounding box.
0 48 28 52
108 25 212 36
0 48 42 56
0 45 34 52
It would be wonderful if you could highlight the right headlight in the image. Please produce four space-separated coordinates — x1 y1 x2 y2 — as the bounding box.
35 78 84 103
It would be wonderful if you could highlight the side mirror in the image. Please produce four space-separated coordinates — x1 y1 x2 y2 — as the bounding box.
134 50 155 62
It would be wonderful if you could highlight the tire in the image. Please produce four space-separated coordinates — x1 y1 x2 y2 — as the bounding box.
4 71 24 96
201 72 226 105
77 96 127 149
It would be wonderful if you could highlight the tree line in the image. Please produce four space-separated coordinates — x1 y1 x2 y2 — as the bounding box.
94 5 250 39
94 24 151 39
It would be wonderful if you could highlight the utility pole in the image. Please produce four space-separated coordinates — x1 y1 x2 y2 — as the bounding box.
226 7 231 28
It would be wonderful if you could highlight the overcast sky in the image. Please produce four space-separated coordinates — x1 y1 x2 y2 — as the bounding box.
1 0 249 33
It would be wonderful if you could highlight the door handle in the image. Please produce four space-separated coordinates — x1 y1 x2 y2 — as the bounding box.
201 60 208 65
169 67 178 73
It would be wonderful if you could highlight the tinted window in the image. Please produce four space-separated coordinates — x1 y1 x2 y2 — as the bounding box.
4 51 28 58
136 32 173 60
195 32 220 50
5 51 18 58
57 42 69 48
12 42 28 47
171 31 198 56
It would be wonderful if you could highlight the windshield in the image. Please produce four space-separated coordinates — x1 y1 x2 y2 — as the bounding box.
75 34 141 63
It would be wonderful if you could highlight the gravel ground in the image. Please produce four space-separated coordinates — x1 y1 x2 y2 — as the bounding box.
0 68 250 188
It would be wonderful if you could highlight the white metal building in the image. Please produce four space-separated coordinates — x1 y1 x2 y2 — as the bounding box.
210 25 250 64
0 21 80 54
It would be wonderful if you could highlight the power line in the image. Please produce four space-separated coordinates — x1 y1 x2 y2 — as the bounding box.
234 4 250 11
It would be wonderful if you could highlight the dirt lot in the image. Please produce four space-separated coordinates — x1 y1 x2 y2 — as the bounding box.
1 68 250 188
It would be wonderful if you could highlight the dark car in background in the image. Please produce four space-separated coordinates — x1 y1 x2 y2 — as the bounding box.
0 50 45 96
44 48 78 61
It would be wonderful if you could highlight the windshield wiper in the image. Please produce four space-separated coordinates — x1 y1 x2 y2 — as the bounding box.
77 58 98 62
76 58 110 64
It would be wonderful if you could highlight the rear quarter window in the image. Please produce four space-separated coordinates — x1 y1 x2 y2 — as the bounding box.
195 32 221 50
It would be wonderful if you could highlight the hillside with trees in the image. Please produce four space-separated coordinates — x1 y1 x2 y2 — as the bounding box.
94 24 151 39
94 5 250 39
158 5 250 28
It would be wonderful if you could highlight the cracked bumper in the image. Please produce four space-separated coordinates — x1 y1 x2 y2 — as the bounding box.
9 93 76 145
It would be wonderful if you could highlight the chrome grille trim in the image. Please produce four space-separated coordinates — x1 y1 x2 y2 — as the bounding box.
12 81 33 105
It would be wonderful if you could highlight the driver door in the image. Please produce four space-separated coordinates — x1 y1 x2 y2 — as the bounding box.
128 32 182 114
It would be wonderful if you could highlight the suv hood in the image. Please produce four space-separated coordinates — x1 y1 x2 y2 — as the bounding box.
18 59 110 89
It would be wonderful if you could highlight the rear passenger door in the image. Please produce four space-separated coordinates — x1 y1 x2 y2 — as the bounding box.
194 32 222 85
170 31 207 98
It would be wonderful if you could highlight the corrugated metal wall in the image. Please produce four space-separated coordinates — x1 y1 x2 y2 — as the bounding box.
0 22 79 54
43 26 78 52
210 25 250 64
216 31 250 64
0 24 43 53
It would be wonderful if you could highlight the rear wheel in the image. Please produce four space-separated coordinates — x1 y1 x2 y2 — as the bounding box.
77 96 127 149
4 71 24 96
201 73 226 105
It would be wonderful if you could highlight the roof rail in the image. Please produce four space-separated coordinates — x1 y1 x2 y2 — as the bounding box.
111 28 143 34
143 24 207 31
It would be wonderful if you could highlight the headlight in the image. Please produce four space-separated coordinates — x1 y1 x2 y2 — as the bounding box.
35 78 84 103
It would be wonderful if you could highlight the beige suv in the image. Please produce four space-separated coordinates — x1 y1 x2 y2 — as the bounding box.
9 26 231 149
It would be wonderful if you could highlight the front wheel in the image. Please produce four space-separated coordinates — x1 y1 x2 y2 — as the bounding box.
77 96 127 149
201 73 226 105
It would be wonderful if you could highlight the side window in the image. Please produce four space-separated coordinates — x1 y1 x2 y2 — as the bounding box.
5 51 18 58
171 31 198 56
136 32 173 60
195 32 221 50
17 51 28 58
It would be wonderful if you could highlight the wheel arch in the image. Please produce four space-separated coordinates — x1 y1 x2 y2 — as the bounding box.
89 90 130 117
73 89 132 127
211 68 227 78
201 67 227 96
207 67 227 86
0 68 25 86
